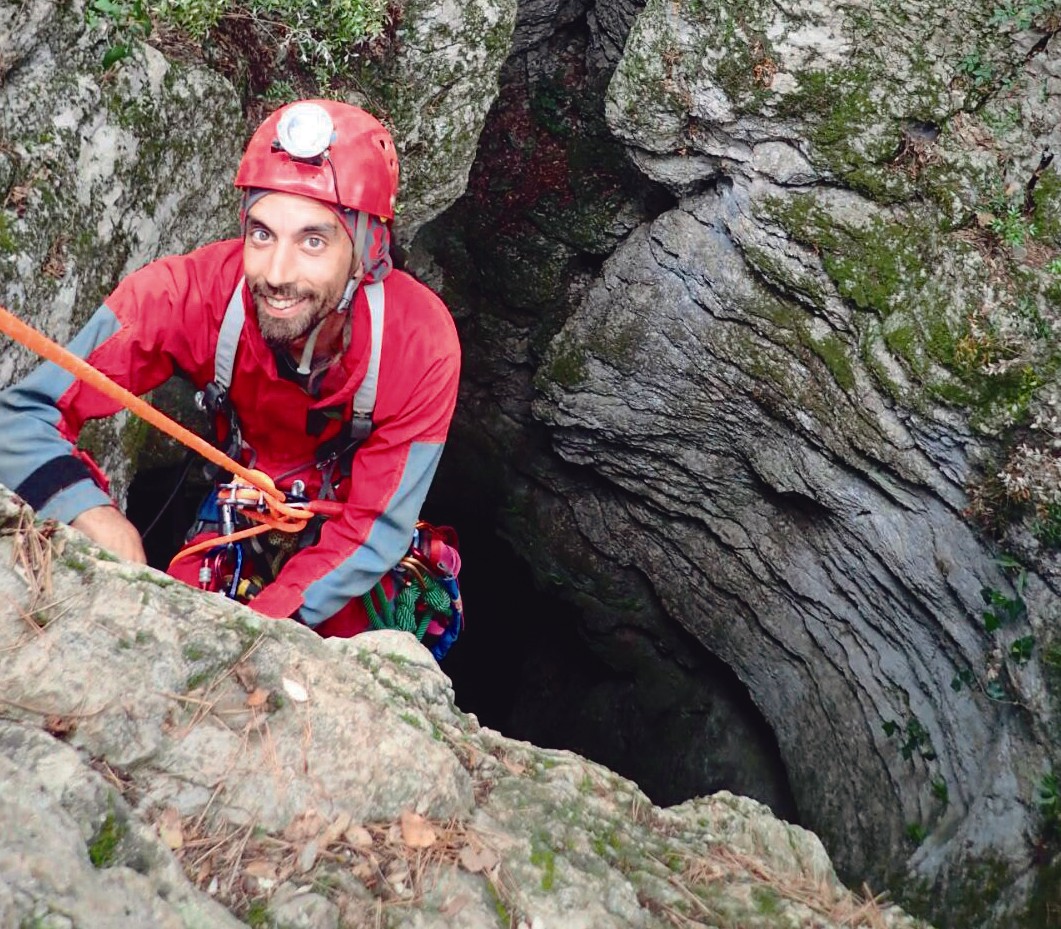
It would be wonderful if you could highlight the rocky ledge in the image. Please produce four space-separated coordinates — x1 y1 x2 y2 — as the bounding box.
0 488 927 929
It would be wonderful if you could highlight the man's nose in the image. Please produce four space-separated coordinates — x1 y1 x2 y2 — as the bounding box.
264 241 296 288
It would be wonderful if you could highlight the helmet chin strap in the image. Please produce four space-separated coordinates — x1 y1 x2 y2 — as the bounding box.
296 211 369 376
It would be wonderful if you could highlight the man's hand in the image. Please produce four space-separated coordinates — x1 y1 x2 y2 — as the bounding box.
71 505 148 564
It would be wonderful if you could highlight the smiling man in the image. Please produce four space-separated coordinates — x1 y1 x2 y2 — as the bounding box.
0 100 462 644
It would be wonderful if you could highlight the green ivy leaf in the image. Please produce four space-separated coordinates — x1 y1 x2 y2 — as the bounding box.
931 777 949 806
1040 773 1059 808
1010 635 1035 663
101 44 131 68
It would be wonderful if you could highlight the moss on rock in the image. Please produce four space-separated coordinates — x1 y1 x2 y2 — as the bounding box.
759 189 1061 430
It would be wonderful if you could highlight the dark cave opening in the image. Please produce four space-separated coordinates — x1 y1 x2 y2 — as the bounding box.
127 460 798 823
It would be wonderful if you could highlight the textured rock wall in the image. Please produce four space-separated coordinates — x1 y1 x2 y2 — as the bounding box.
0 490 927 929
355 0 517 240
533 0 1061 924
0 0 243 501
407 0 805 828
535 187 1050 905
418 0 1061 924
2 0 1060 922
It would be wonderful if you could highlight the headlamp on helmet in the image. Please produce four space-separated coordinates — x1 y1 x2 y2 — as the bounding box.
275 103 335 161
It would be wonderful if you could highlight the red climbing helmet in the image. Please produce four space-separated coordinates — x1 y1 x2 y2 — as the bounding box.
234 99 399 220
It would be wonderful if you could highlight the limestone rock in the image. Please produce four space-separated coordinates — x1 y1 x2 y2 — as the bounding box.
352 0 517 242
534 178 1056 912
478 0 1061 922
0 0 242 502
604 0 1061 197
0 723 246 929
512 0 587 55
0 489 927 928
587 0 647 76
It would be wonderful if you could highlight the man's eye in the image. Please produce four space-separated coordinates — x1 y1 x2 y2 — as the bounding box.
305 236 324 249
249 228 270 242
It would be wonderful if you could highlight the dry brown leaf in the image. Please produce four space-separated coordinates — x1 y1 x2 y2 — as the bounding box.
501 757 526 776
157 807 184 850
283 809 325 842
233 661 258 691
400 810 437 849
441 893 472 917
462 744 481 767
343 824 374 847
350 859 376 882
7 184 29 215
458 843 499 874
41 235 68 279
44 715 76 739
243 859 278 880
322 812 353 847
975 211 996 228
245 688 269 709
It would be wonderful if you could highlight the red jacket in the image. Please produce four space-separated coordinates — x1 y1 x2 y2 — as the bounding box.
0 239 460 628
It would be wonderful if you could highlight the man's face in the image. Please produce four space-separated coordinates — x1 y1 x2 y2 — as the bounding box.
243 192 355 352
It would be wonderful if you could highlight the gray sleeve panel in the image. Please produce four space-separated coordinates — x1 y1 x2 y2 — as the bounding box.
299 440 444 627
37 477 112 523
0 306 121 517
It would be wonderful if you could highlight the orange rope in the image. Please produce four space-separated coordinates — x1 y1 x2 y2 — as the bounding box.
167 494 341 567
0 304 327 550
0 305 279 492
167 522 276 568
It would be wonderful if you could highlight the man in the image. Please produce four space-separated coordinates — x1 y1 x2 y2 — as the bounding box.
0 100 461 640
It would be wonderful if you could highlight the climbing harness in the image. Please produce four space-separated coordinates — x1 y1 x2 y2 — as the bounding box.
0 301 464 658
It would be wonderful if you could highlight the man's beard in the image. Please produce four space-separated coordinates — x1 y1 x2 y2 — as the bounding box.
249 281 340 351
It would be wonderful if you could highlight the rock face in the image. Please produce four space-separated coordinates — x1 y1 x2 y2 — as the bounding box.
3 0 1061 924
353 0 517 240
0 0 243 501
0 490 928 929
416 0 1061 925
534 185 1051 911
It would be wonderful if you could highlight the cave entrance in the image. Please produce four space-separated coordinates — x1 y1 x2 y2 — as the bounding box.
127 460 797 821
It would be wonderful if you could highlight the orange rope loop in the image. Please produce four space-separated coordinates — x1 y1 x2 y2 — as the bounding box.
167 523 276 568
